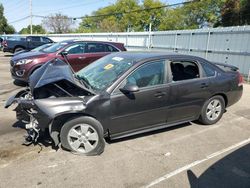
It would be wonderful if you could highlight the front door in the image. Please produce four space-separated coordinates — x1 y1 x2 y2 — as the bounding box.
63 42 86 71
109 60 170 136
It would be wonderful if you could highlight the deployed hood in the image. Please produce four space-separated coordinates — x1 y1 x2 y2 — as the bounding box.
11 51 47 62
29 58 95 96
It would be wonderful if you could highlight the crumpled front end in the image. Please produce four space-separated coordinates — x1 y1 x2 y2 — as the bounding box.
5 89 87 145
5 59 94 145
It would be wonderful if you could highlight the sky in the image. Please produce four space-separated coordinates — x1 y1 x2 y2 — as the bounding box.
0 0 184 32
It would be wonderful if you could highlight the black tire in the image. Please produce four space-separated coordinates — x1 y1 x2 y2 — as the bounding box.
14 47 24 53
60 116 105 156
198 95 225 125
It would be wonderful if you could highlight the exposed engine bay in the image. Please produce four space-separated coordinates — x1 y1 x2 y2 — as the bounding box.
5 59 94 145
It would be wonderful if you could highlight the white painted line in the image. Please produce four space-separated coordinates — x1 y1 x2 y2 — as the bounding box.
145 137 250 188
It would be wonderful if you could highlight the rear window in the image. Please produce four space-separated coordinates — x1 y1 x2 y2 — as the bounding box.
202 63 216 77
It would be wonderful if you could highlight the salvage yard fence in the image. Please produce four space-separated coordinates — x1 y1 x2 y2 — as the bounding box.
5 25 250 76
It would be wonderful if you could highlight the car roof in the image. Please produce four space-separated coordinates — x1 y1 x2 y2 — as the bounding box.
108 51 203 63
56 39 124 45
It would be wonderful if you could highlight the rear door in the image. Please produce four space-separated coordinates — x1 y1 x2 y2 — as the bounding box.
167 58 212 123
84 42 110 63
109 60 170 135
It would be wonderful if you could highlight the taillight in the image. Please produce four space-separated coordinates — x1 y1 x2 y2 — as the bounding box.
2 40 7 47
238 71 243 86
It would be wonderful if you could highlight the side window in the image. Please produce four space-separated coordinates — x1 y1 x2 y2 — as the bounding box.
125 61 165 88
170 61 200 81
86 43 105 53
65 43 85 54
106 44 119 52
41 37 52 43
31 37 41 42
202 63 216 77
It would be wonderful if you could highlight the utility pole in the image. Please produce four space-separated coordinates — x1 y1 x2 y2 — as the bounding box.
30 0 33 35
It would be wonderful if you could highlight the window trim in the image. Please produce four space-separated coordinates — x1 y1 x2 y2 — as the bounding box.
169 58 203 83
201 62 218 78
84 42 121 54
111 59 168 95
63 42 86 55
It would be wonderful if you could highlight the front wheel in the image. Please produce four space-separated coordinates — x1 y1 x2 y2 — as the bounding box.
198 96 225 125
60 116 105 155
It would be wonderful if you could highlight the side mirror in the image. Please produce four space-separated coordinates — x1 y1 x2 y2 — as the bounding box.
60 51 68 57
120 84 139 94
27 38 31 42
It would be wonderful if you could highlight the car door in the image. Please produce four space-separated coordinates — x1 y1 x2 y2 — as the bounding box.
109 60 171 135
63 42 87 72
167 58 212 123
27 36 42 49
84 42 110 63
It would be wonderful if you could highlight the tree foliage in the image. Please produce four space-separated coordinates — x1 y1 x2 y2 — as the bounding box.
0 4 15 34
19 25 46 34
42 13 74 33
77 0 250 33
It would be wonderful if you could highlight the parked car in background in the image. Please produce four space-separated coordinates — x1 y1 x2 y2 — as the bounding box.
13 43 53 56
5 52 243 155
10 40 126 83
2 36 54 53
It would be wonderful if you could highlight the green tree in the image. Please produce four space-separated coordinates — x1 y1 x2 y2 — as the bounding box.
139 0 166 31
241 0 250 24
220 0 241 26
0 4 16 34
19 25 46 34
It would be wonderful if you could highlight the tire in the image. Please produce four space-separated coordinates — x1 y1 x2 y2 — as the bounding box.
14 47 24 53
60 116 105 156
198 95 225 125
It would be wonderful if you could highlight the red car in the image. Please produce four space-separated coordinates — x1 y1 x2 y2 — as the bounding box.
10 40 126 83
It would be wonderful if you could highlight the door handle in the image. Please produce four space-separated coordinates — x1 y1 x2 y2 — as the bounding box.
154 91 166 98
78 56 86 60
200 83 209 88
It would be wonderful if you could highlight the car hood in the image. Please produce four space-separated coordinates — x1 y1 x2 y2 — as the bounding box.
28 58 95 96
11 51 47 62
13 49 29 56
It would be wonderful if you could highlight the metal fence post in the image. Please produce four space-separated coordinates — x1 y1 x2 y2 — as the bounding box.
205 31 211 59
248 69 250 83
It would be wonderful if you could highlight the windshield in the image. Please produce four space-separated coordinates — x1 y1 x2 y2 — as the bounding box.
31 43 52 52
42 41 69 53
76 54 135 91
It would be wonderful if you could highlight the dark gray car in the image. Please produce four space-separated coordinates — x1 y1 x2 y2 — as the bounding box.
5 52 243 155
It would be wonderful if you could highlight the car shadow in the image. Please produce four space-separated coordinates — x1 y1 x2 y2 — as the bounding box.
106 122 191 144
187 143 250 188
13 80 28 87
4 54 13 57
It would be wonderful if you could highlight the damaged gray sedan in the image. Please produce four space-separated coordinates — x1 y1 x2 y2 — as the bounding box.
5 52 243 155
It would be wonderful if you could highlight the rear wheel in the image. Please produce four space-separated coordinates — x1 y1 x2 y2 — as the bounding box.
198 96 225 125
60 116 105 155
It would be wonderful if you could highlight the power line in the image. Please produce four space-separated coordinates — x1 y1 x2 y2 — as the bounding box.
33 0 101 14
33 1 193 20
7 1 196 24
8 16 30 24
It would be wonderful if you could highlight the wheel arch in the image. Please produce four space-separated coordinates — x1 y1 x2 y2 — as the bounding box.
211 93 228 107
14 45 26 51
49 112 102 146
